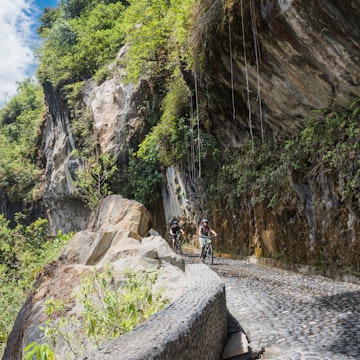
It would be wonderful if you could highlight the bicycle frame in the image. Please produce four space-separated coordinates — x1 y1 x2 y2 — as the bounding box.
201 236 213 264
174 234 182 255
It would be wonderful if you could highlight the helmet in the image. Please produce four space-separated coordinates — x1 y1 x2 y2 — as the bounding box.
173 220 178 224
202 218 208 223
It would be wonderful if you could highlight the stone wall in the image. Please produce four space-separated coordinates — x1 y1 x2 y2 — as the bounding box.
85 263 228 360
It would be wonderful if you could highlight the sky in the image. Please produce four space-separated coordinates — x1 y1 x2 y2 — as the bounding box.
0 0 59 107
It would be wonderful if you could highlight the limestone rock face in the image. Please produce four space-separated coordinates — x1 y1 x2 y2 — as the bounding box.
83 47 153 156
167 0 360 264
29 1 360 267
38 81 90 235
198 0 360 147
38 46 156 235
3 195 186 360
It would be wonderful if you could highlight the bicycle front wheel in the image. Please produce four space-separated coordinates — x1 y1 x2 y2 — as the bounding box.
176 240 182 255
205 244 213 265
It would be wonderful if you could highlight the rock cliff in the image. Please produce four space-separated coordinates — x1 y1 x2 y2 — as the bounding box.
193 0 360 266
35 0 360 265
3 0 360 357
196 0 360 146
38 81 89 234
3 195 186 359
37 46 161 234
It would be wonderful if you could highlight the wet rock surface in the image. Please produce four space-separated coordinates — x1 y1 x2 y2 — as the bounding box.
185 255 360 360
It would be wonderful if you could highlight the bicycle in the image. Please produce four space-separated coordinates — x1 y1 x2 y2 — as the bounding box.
174 235 182 255
200 235 214 265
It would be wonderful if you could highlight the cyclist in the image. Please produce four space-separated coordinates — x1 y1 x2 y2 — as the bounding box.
198 218 217 261
170 220 184 251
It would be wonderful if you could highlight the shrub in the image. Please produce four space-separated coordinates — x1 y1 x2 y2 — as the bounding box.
39 265 169 358
0 217 72 357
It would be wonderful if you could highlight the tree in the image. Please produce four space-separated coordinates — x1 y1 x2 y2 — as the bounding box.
37 0 126 87
75 153 118 209
0 79 44 201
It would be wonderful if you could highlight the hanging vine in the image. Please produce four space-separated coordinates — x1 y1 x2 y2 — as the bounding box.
250 0 264 142
240 0 254 151
189 94 196 181
228 10 236 120
194 68 202 178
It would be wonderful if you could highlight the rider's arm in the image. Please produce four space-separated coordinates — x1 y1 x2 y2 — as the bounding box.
210 228 217 236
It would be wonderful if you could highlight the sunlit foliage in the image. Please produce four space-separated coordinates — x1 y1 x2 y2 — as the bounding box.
30 266 169 358
0 214 73 356
0 79 44 201
37 0 127 88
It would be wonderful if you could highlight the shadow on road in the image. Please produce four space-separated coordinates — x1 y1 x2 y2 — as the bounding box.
316 290 360 358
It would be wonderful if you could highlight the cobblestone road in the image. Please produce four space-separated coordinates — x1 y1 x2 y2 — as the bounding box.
192 256 360 360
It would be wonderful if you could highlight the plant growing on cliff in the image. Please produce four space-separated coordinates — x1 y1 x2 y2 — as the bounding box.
216 140 287 210
39 265 169 358
124 152 164 205
37 0 127 88
23 342 54 360
74 152 118 209
121 0 196 83
136 72 192 165
283 111 360 203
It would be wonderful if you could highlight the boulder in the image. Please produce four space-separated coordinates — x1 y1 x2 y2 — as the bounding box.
3 195 186 360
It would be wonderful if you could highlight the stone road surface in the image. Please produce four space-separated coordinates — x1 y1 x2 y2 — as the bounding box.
187 255 360 360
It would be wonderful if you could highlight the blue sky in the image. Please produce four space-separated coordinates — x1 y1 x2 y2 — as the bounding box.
0 0 59 107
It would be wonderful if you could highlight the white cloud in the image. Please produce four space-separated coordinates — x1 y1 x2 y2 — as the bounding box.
0 0 40 106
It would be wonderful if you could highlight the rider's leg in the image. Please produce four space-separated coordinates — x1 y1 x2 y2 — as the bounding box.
199 237 206 261
198 237 204 258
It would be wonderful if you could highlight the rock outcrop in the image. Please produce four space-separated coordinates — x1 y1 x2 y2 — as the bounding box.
33 1 360 266
39 81 90 235
3 195 186 359
38 45 160 234
199 0 360 146
165 0 360 266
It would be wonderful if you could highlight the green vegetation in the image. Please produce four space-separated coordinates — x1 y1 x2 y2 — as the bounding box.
121 72 193 204
33 0 225 211
284 113 360 203
0 214 72 355
36 0 198 87
123 152 165 205
74 152 118 209
206 108 360 271
213 110 360 211
23 342 55 360
136 72 191 166
215 140 287 210
26 265 169 358
0 79 44 202
37 0 127 88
